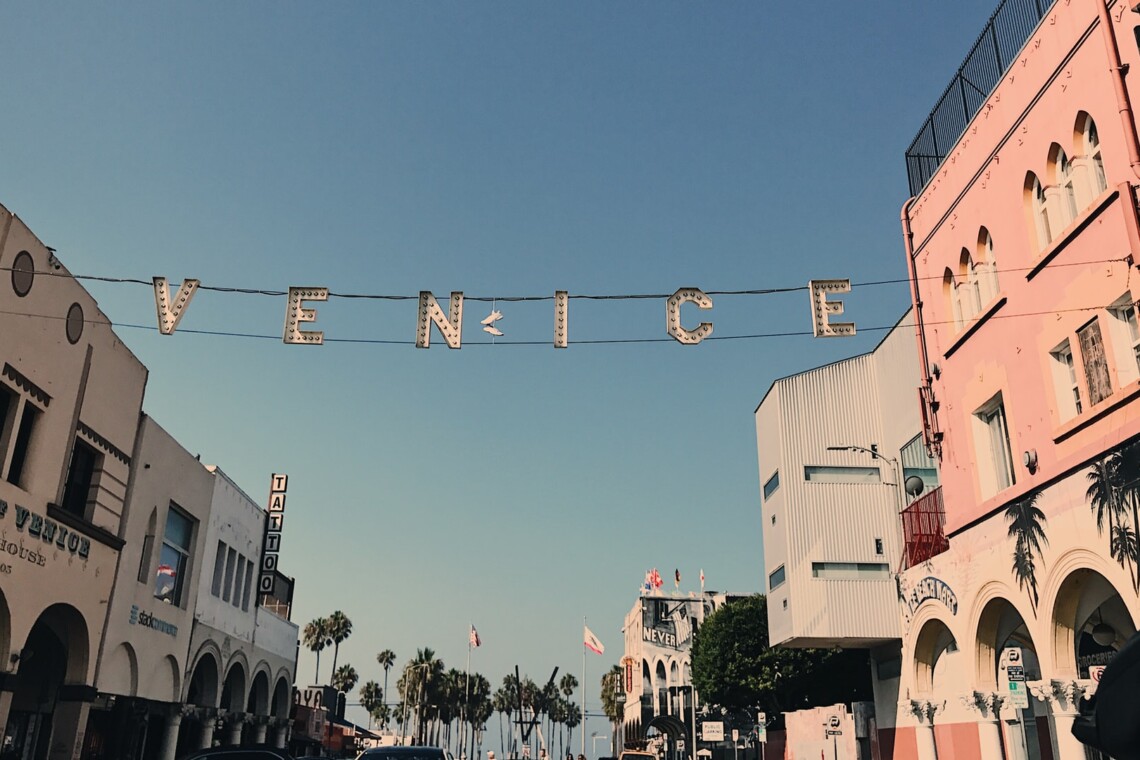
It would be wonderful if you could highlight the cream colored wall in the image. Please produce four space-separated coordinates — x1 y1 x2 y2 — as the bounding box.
0 204 148 687
96 415 215 702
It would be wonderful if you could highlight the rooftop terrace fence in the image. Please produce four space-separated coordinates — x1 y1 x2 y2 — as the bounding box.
905 0 1058 197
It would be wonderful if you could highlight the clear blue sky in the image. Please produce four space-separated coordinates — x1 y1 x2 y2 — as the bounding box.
3 0 1001 741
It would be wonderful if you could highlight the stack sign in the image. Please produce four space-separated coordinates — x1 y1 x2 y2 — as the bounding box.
259 473 288 595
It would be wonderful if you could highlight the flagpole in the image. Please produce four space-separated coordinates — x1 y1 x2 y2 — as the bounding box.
466 624 473 759
581 616 587 759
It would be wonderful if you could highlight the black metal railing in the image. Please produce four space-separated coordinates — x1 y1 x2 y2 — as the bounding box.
905 0 1058 197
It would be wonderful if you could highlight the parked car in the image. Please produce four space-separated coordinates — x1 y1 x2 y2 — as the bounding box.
182 748 295 760
356 746 453 760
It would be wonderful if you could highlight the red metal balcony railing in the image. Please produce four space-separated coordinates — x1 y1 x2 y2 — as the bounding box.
900 486 950 571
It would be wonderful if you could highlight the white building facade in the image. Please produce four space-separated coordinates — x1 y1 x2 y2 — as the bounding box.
0 202 149 760
620 591 746 756
755 311 939 746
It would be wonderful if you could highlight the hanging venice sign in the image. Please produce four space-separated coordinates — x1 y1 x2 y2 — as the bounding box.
153 278 858 346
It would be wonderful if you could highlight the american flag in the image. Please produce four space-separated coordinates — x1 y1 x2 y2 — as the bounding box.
469 625 481 648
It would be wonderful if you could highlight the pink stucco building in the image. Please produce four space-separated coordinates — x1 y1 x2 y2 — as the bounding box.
895 0 1140 758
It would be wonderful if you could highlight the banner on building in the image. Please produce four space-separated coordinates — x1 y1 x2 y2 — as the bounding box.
259 473 288 595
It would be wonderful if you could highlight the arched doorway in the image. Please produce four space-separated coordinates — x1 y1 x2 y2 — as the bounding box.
220 662 247 746
1050 568 1136 678
974 595 1046 759
179 652 220 757
7 604 89 760
245 669 270 744
654 661 667 717
914 617 961 695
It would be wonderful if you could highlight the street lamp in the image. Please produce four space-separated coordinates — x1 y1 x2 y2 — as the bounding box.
592 732 609 757
825 444 907 513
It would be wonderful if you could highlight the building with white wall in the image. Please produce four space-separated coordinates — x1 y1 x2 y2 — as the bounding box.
0 202 149 760
179 466 296 755
86 415 217 760
619 590 747 756
755 310 939 749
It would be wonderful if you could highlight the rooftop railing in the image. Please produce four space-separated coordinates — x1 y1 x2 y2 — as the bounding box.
905 0 1058 197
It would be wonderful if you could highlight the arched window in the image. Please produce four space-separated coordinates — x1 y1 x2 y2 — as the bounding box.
976 228 999 303
957 249 981 322
1057 149 1079 224
1026 173 1053 250
1084 117 1107 195
944 268 964 329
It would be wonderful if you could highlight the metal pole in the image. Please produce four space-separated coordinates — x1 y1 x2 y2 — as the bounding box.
581 617 587 758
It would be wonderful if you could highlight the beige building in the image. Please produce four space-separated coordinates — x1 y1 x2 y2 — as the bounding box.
0 203 149 759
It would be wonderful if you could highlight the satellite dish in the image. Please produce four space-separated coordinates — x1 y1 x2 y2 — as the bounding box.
904 475 925 497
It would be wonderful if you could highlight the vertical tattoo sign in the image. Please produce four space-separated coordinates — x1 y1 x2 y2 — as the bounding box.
259 473 288 597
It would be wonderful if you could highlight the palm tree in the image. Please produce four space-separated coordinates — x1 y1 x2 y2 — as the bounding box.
1116 440 1140 590
303 617 332 684
563 702 581 757
333 663 360 695
1112 520 1138 587
1086 453 1135 588
360 681 383 730
492 686 511 757
1011 543 1039 611
378 649 397 713
326 611 353 680
1005 490 1048 612
407 648 444 744
599 664 623 754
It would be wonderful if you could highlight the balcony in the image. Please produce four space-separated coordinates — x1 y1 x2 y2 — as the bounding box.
900 487 950 570
905 0 1056 197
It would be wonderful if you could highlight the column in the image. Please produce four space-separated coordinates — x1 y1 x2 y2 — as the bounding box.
199 710 217 750
1002 715 1029 760
274 720 289 749
253 716 268 745
45 699 91 760
158 708 183 760
227 713 246 745
905 699 942 760
959 692 1004 760
1029 680 1087 760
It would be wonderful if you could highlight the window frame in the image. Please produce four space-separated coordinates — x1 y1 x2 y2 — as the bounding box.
768 565 786 591
762 470 780 500
1108 293 1140 386
974 394 1016 496
154 504 195 607
1050 339 1083 420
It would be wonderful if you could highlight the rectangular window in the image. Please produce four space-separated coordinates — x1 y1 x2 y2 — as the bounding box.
210 541 226 597
1109 295 1140 384
60 439 100 519
242 558 255 611
6 402 38 488
154 505 194 606
900 434 939 501
232 554 246 608
768 565 786 590
762 471 780 500
1051 340 1083 420
811 562 890 580
804 465 881 484
1078 318 1112 406
222 547 237 603
975 395 1015 494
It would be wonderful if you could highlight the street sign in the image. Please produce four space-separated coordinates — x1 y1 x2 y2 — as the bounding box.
677 741 685 752
1089 665 1107 682
756 723 767 744
1004 647 1023 666
1006 665 1025 681
731 730 739 743
1007 680 1030 709
757 712 766 726
826 731 842 737
702 722 724 741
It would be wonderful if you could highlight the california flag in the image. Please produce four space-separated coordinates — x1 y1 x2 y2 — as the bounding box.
584 625 605 655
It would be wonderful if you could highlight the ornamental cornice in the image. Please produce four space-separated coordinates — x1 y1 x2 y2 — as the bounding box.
1027 679 1086 713
959 690 1004 719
